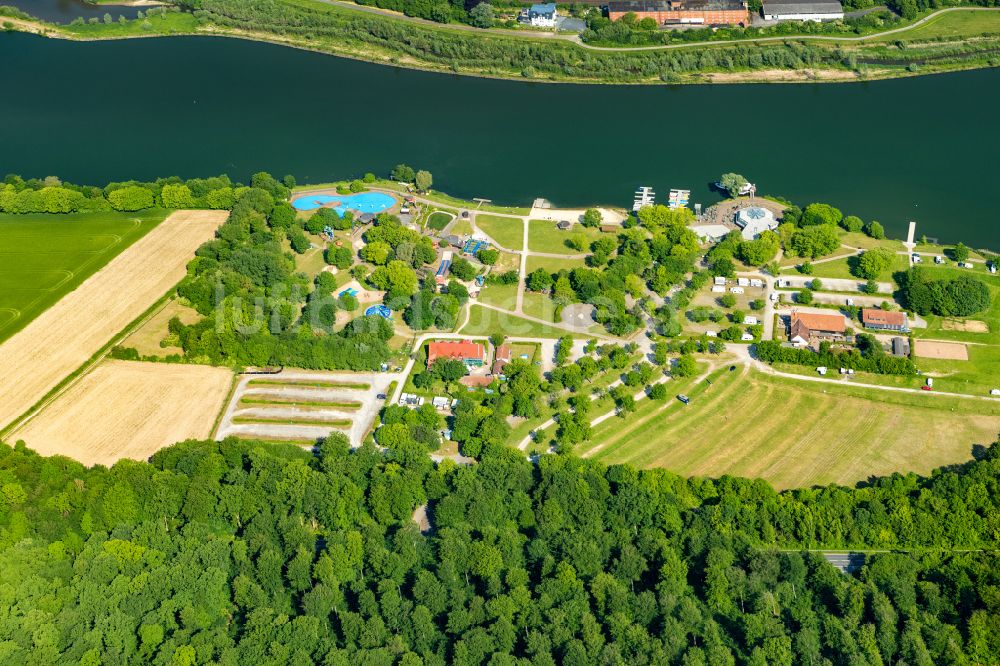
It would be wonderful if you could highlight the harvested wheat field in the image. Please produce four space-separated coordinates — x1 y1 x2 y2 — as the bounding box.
0 210 225 431
11 360 233 467
915 339 970 360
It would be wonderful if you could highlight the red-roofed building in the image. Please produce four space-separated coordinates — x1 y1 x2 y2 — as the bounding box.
492 344 512 375
862 308 909 332
427 340 485 369
789 311 847 345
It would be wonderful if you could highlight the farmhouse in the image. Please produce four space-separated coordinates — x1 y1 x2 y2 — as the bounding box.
427 340 486 368
607 0 749 26
492 344 512 375
525 2 557 27
789 310 847 345
762 0 844 21
862 308 909 332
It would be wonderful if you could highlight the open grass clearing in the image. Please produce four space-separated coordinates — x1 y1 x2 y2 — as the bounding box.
476 214 524 250
0 209 169 343
426 211 455 231
0 210 226 431
793 252 908 282
883 8 1000 40
477 282 518 310
578 368 1000 489
461 305 567 338
911 266 999 345
522 292 558 322
528 219 605 255
838 231 905 251
450 218 474 236
120 298 200 356
247 378 371 390
525 255 588 274
11 360 233 467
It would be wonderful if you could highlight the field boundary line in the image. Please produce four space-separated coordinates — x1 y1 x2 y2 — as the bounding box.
1 289 179 440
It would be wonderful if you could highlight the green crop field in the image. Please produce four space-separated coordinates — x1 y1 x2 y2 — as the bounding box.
577 367 1000 489
0 209 169 343
475 214 524 250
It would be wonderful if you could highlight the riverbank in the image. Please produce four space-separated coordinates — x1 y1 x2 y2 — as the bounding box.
3 3 1000 85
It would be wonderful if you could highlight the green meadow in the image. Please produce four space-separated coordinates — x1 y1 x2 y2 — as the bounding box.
0 209 168 343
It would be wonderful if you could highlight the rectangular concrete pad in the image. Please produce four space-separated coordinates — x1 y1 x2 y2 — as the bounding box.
0 210 226 430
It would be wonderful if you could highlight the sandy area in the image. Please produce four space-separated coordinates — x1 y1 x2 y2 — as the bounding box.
11 360 233 467
942 319 988 333
914 339 970 360
706 69 858 83
0 210 226 430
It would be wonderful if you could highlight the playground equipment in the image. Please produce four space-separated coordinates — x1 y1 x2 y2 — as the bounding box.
364 305 393 319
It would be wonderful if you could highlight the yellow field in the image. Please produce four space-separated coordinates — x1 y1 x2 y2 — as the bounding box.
11 360 233 467
120 298 201 356
579 367 1000 489
0 210 226 431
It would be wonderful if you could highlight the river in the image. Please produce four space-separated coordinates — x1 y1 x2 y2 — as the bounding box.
1 31 997 248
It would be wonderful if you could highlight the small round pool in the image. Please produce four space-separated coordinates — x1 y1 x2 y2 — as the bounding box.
291 191 397 216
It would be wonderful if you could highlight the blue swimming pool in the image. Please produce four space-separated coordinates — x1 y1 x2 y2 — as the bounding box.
291 191 397 215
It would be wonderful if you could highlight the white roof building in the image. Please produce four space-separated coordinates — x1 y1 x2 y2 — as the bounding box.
762 0 844 21
735 206 778 241
714 276 727 285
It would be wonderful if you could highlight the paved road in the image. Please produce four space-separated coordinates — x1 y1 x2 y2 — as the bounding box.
778 275 893 294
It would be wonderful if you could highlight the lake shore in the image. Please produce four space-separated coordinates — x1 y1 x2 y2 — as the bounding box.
4 5 1000 86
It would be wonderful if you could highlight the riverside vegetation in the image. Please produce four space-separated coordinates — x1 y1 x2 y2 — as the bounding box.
4 0 1000 83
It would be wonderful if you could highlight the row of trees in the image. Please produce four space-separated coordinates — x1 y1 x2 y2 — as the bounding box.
0 172 283 214
756 339 917 374
2 430 1000 664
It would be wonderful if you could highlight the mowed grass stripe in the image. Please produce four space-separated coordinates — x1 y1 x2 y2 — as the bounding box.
231 415 352 427
247 378 370 390
239 396 361 409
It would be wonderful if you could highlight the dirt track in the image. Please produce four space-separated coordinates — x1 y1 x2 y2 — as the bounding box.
914 339 970 360
11 360 233 467
0 210 225 431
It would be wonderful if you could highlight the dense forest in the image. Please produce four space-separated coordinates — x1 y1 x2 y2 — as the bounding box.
1 435 1000 664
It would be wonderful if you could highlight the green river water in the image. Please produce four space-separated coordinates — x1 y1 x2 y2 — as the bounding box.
1 31 997 248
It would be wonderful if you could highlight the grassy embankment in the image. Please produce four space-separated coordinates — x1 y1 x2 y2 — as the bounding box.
0 209 169 343
576 366 1000 489
4 3 1000 83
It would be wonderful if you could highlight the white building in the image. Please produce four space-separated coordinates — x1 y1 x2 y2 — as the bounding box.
762 0 844 21
737 277 750 287
734 206 779 241
525 2 557 27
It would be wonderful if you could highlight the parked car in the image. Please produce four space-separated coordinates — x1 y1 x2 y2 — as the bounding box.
677 394 690 405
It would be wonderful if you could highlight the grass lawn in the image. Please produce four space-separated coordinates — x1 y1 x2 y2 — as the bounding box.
793 252 908 282
525 255 588 274
528 220 605 255
911 265 1000 345
63 11 200 37
450 218 474 237
461 305 566 338
890 8 1000 40
577 367 1000 489
477 283 518 310
491 251 521 273
522 292 557 321
0 209 169 343
476 214 524 250
426 211 454 231
838 231 905 252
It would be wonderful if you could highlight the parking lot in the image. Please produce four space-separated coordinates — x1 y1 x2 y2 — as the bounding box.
216 370 403 446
